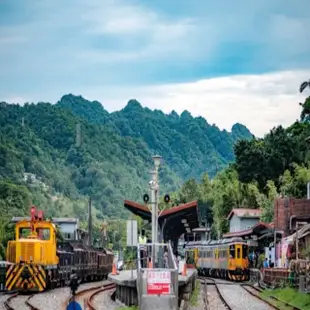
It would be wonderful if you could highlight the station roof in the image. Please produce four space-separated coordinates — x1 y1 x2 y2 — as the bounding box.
124 200 199 242
223 222 272 238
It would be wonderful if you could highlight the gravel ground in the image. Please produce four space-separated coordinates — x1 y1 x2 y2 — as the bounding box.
189 282 226 310
9 294 29 310
92 288 118 310
218 284 274 310
0 293 9 310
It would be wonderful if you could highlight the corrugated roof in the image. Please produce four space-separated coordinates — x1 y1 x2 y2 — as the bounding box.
227 208 261 220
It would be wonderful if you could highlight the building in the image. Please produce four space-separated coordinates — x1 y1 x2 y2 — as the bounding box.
52 218 79 241
274 198 310 236
227 208 262 232
11 217 79 241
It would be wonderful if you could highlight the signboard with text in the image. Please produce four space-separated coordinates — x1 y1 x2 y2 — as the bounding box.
147 270 171 295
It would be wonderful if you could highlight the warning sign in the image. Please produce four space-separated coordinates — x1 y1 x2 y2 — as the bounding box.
147 270 171 295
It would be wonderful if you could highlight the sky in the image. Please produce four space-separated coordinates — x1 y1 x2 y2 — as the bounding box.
1 0 310 137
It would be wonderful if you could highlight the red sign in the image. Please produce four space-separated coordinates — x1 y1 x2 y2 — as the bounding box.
147 271 171 295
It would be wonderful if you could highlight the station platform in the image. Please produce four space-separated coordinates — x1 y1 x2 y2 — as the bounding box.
109 268 198 307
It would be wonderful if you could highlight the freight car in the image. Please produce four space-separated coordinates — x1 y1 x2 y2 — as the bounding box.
185 237 249 281
5 206 113 292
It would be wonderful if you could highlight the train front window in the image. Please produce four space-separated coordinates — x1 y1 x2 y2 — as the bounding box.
237 247 241 259
19 227 31 238
229 245 235 258
36 228 51 240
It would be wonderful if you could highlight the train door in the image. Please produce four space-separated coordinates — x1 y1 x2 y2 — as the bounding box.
235 244 242 267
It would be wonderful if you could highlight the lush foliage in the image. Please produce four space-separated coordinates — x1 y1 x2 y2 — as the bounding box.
171 92 310 237
0 94 252 251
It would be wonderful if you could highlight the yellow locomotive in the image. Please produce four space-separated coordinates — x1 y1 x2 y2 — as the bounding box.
5 206 113 292
6 207 57 291
185 237 249 281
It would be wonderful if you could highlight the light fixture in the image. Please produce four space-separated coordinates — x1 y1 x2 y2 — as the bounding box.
186 228 191 233
184 223 189 227
181 219 187 224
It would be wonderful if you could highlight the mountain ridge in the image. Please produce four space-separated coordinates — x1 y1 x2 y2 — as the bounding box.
0 93 253 221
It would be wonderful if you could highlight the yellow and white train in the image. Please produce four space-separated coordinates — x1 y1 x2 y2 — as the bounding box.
184 237 249 281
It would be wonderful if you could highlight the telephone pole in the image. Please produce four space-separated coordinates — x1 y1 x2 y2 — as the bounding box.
76 123 81 147
88 196 92 246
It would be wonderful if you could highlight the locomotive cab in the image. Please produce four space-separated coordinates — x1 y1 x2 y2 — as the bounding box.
6 207 58 292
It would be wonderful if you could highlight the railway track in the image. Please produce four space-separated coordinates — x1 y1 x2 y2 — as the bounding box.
86 283 116 309
4 293 39 310
240 284 303 310
65 282 116 309
200 277 231 309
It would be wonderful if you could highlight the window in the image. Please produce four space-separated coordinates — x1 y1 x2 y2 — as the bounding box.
36 228 51 240
19 227 31 238
229 245 235 258
237 247 241 259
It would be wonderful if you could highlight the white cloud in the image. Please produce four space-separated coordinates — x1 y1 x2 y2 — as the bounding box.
81 70 310 137
78 0 201 62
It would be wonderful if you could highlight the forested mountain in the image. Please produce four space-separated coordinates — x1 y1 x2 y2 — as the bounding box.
57 94 253 179
0 94 252 225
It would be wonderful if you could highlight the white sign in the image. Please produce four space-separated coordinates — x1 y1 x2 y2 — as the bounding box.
147 271 171 295
126 220 138 247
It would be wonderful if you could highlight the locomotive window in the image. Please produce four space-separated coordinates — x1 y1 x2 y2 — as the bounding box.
36 228 51 240
237 247 241 259
229 245 235 258
19 227 31 238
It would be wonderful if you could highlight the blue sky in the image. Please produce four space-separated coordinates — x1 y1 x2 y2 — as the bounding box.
1 0 310 136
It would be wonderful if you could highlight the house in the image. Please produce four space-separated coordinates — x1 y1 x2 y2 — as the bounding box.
227 208 261 232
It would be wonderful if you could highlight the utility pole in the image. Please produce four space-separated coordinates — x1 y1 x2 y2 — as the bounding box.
152 155 161 244
76 123 81 147
88 196 92 246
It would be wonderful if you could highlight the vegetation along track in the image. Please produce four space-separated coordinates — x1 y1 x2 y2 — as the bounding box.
241 284 303 310
4 293 39 310
200 276 292 310
66 282 116 309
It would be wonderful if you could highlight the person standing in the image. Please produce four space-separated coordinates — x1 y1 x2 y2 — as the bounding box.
139 230 147 268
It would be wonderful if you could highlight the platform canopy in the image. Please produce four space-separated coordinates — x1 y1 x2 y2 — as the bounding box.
124 200 199 247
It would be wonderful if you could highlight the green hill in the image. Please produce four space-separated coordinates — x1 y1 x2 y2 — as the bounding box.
0 94 253 221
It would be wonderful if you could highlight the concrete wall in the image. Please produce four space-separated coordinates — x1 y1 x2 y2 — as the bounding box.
58 223 77 240
229 215 241 232
229 215 259 232
240 218 259 231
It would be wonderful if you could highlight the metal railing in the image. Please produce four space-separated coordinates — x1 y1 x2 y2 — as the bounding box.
137 243 179 309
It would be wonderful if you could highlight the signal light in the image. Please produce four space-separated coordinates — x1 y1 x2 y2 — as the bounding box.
164 194 170 203
143 194 149 203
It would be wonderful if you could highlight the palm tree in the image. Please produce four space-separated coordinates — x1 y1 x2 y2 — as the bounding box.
300 80 310 93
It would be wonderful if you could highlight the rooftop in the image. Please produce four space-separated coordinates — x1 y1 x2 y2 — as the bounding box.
11 217 79 224
227 208 261 220
124 200 199 244
223 222 271 238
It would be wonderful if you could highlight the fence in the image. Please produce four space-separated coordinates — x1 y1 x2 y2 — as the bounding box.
250 266 310 293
